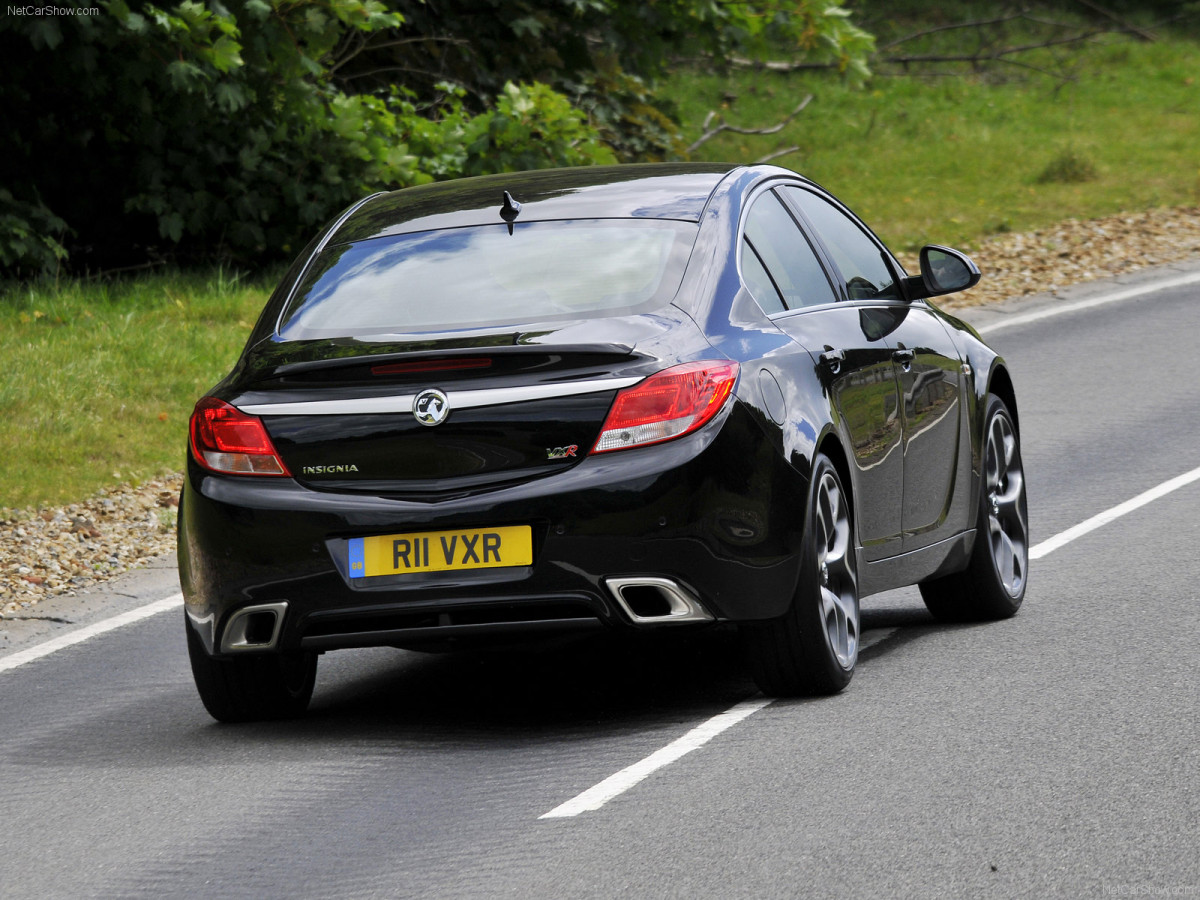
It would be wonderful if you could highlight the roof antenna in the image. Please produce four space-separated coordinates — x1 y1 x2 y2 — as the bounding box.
500 191 522 235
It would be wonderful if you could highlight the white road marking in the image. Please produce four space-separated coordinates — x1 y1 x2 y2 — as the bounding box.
541 461 1200 819
975 269 1200 336
0 593 183 674
1028 464 1200 560
539 627 901 819
2 267 1198 809
539 698 773 819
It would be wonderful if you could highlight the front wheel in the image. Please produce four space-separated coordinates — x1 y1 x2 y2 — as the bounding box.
186 621 317 723
743 453 859 696
920 394 1029 621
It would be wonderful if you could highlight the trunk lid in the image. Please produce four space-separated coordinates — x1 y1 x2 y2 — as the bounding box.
228 322 673 498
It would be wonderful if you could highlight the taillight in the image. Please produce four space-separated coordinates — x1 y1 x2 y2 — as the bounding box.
592 361 739 454
188 397 290 476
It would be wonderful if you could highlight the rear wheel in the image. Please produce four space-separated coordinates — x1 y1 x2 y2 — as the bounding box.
186 621 317 722
743 453 859 696
920 394 1028 621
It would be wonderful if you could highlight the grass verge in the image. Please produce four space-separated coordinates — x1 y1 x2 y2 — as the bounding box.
0 268 272 508
662 35 1200 251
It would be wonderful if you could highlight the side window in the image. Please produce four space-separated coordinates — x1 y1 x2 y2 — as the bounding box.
741 239 785 313
742 190 837 311
785 187 901 302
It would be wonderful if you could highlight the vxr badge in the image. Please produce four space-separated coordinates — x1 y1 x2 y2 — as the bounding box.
546 445 578 460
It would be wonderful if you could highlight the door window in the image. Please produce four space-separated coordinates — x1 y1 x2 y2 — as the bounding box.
784 188 901 302
742 190 837 311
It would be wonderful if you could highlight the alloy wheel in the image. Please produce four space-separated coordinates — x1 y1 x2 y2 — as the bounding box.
815 470 858 670
985 412 1028 597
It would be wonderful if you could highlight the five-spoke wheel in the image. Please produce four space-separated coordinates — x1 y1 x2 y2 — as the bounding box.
921 394 1028 621
744 452 860 696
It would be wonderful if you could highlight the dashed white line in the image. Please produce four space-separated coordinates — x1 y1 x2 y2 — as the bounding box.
539 697 773 819
1029 464 1200 560
541 460 1200 819
539 627 902 819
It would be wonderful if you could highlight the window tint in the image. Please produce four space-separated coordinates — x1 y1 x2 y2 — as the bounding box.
278 220 696 338
742 191 837 310
785 187 901 301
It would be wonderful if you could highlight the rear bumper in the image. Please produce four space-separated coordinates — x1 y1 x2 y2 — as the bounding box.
179 404 808 656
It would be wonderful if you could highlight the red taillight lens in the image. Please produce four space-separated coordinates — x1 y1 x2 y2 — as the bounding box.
188 397 290 476
592 361 739 454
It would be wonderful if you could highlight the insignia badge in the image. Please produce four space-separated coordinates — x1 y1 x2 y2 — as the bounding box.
413 389 450 426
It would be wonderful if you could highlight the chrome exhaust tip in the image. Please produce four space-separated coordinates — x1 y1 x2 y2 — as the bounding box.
605 577 713 624
220 602 289 653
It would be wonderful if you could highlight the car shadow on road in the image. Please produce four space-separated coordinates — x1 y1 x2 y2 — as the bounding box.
190 592 956 745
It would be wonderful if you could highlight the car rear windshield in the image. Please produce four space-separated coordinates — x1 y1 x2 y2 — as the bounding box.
278 219 698 339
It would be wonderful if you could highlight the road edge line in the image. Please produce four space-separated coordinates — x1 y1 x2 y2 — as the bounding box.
0 593 183 675
976 270 1200 336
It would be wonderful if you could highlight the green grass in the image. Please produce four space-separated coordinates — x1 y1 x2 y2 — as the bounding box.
0 269 272 508
663 35 1200 251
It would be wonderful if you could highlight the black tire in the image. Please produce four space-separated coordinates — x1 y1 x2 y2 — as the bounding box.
743 453 859 696
186 620 317 723
920 394 1029 621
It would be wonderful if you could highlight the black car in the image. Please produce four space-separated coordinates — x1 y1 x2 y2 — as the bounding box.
180 163 1028 722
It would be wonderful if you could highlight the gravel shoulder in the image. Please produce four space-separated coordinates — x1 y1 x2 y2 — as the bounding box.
3 205 1199 636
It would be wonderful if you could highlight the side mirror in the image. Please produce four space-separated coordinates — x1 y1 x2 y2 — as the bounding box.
903 245 981 299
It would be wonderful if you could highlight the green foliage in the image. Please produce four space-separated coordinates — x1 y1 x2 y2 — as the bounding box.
1 0 874 277
563 56 690 162
0 0 619 276
400 82 618 177
0 191 69 279
376 0 873 100
2 0 417 272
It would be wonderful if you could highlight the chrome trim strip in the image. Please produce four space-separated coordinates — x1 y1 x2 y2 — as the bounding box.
238 376 643 417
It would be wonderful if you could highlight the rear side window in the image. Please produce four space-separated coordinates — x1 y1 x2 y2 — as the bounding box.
279 219 697 339
742 191 837 311
784 187 902 302
741 239 785 313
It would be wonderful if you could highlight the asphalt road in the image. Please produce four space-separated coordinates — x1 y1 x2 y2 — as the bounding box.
3 262 1199 899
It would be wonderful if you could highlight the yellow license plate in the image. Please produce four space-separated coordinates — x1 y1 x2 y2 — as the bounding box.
348 525 533 577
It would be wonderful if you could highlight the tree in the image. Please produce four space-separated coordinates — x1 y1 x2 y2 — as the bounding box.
0 0 873 276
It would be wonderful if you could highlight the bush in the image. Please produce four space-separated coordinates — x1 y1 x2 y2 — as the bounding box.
0 1 615 276
0 190 69 280
1037 148 1099 184
1 0 873 277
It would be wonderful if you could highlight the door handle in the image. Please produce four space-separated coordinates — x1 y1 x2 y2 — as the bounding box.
892 347 915 371
819 347 845 375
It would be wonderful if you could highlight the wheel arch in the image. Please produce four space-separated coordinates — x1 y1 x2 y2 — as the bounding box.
816 430 857 546
817 432 853 507
985 363 1020 436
